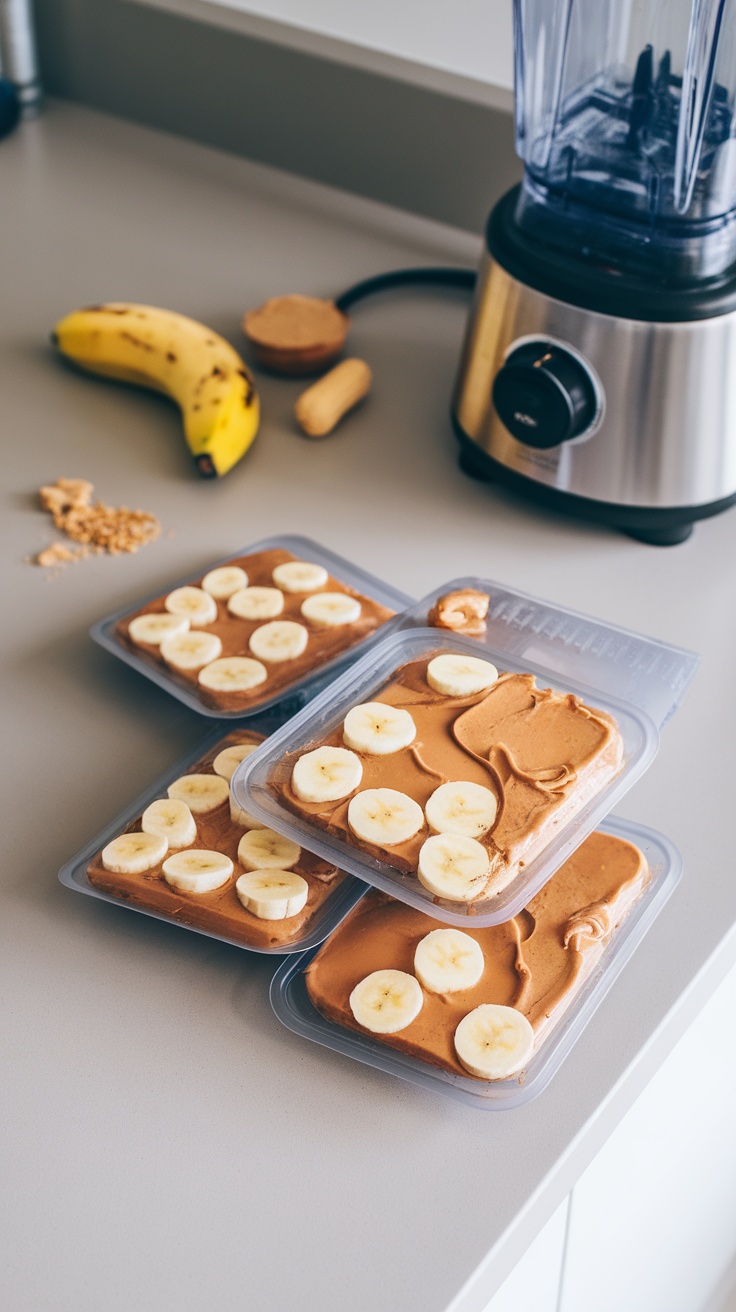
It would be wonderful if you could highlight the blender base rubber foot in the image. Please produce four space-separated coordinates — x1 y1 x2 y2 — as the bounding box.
625 522 693 546
458 445 496 482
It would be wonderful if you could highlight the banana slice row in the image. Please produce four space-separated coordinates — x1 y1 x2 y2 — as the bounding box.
294 766 495 901
128 558 368 679
289 656 502 897
101 755 309 919
349 930 534 1079
290 744 498 902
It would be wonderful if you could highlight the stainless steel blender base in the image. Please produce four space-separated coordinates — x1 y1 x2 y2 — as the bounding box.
453 243 736 535
453 425 736 544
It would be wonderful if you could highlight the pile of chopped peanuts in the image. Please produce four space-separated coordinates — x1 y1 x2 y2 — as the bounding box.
35 477 161 567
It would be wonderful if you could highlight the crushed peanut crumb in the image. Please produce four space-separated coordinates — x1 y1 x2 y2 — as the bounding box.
34 477 161 568
36 542 80 568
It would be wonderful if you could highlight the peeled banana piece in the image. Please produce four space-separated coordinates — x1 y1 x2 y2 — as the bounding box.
52 303 260 477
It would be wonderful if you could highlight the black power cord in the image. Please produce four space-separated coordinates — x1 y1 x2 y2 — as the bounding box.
334 266 476 313
0 79 21 140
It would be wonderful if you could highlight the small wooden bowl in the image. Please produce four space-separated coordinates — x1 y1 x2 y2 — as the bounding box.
243 294 350 376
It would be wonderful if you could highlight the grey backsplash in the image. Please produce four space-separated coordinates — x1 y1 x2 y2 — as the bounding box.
34 0 520 233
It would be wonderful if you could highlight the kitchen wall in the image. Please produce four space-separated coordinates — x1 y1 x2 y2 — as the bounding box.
195 0 515 88
34 0 520 232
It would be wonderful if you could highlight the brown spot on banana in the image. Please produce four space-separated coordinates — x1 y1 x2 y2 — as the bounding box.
120 331 155 351
238 368 255 404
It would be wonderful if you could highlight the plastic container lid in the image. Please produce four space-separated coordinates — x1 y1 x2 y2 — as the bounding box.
392 577 699 732
58 716 367 956
269 816 682 1109
90 534 411 720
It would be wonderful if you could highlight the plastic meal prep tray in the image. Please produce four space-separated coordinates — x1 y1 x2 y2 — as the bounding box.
270 816 682 1109
90 534 411 720
234 579 697 927
58 715 367 955
234 629 658 927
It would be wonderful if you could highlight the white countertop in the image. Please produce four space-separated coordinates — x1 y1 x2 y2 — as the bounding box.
3 101 736 1312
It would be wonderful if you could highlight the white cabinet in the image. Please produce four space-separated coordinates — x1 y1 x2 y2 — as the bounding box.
482 1200 568 1312
559 962 736 1312
479 960 736 1312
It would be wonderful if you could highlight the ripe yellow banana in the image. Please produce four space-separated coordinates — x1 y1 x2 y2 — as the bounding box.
52 303 260 477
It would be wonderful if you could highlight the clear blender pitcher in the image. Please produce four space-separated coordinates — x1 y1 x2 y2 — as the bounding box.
513 0 736 280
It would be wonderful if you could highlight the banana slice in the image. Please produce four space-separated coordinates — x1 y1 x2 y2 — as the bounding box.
101 831 168 874
426 653 499 697
424 780 498 839
453 1004 534 1080
198 656 268 692
249 620 308 663
212 742 259 781
141 798 197 848
167 773 229 813
300 592 362 626
201 565 248 599
414 928 485 994
272 560 329 593
292 745 363 803
237 827 301 870
160 630 222 670
128 613 190 647
416 834 490 901
230 796 267 829
162 849 233 894
235 869 308 919
342 702 416 755
227 586 284 620
348 788 424 847
349 969 423 1034
164 586 218 627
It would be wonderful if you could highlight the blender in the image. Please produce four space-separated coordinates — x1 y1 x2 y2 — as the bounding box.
452 0 736 544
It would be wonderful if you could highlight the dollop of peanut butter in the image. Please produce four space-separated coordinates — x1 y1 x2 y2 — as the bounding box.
427 589 490 637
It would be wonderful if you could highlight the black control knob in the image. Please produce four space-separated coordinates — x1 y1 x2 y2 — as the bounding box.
492 342 598 448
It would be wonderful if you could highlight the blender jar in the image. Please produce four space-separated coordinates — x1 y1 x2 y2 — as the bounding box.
513 0 736 280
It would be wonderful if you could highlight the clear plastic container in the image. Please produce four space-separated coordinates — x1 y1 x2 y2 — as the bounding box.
270 817 682 1109
236 579 697 925
90 535 411 720
58 717 367 955
234 625 663 928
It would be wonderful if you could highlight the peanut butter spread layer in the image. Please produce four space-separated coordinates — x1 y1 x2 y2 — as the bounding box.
277 656 624 901
116 548 394 711
87 731 343 948
306 830 649 1079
